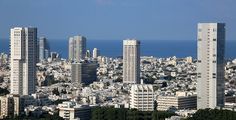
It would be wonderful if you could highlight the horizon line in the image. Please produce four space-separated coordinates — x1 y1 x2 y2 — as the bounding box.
1 38 236 41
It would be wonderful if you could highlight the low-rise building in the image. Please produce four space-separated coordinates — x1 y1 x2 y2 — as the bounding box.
157 92 197 111
32 93 51 106
222 103 236 111
130 84 154 111
58 101 91 120
225 96 236 103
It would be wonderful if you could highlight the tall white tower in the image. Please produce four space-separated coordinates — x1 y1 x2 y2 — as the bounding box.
123 39 140 84
197 23 225 109
10 27 37 95
92 48 100 59
68 35 86 61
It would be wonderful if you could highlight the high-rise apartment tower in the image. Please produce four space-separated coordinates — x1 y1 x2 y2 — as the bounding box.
10 27 37 95
197 23 225 109
123 39 140 84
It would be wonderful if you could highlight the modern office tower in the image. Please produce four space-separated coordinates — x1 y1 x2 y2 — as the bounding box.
92 48 100 58
0 95 20 119
19 95 36 109
39 37 50 61
157 92 197 111
86 50 91 58
197 23 225 109
68 37 74 60
58 101 91 120
123 39 140 84
36 41 39 63
68 35 86 61
71 62 98 85
50 52 60 61
130 84 154 111
10 27 37 95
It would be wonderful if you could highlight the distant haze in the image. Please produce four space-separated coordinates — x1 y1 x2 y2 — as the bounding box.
1 39 236 59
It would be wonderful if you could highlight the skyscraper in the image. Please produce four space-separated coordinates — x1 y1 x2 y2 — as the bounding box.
68 35 86 61
92 48 100 59
197 23 225 109
10 27 37 95
39 37 50 61
85 50 91 58
123 39 140 84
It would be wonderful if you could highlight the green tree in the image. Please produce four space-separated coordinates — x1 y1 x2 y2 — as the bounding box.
0 88 10 96
152 110 158 120
186 109 236 120
91 107 176 120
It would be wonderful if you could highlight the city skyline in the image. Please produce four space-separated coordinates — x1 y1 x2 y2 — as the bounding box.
0 23 235 119
0 0 236 119
0 0 235 40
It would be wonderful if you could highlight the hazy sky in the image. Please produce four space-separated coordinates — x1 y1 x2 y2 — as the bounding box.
0 0 235 40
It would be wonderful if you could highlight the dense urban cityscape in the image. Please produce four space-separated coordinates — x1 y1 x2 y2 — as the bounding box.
1 0 236 120
0 23 236 120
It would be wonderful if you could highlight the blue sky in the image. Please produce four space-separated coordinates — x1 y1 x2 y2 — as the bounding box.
0 0 235 40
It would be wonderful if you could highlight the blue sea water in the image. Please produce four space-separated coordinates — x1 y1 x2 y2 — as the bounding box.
1 39 236 59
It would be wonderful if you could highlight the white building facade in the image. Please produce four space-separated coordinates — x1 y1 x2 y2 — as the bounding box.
10 27 37 95
130 84 154 111
68 35 86 61
58 101 91 120
0 95 20 119
157 94 197 111
92 48 100 59
197 23 225 109
123 39 140 84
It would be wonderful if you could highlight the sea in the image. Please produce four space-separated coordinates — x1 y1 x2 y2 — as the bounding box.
1 39 236 59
